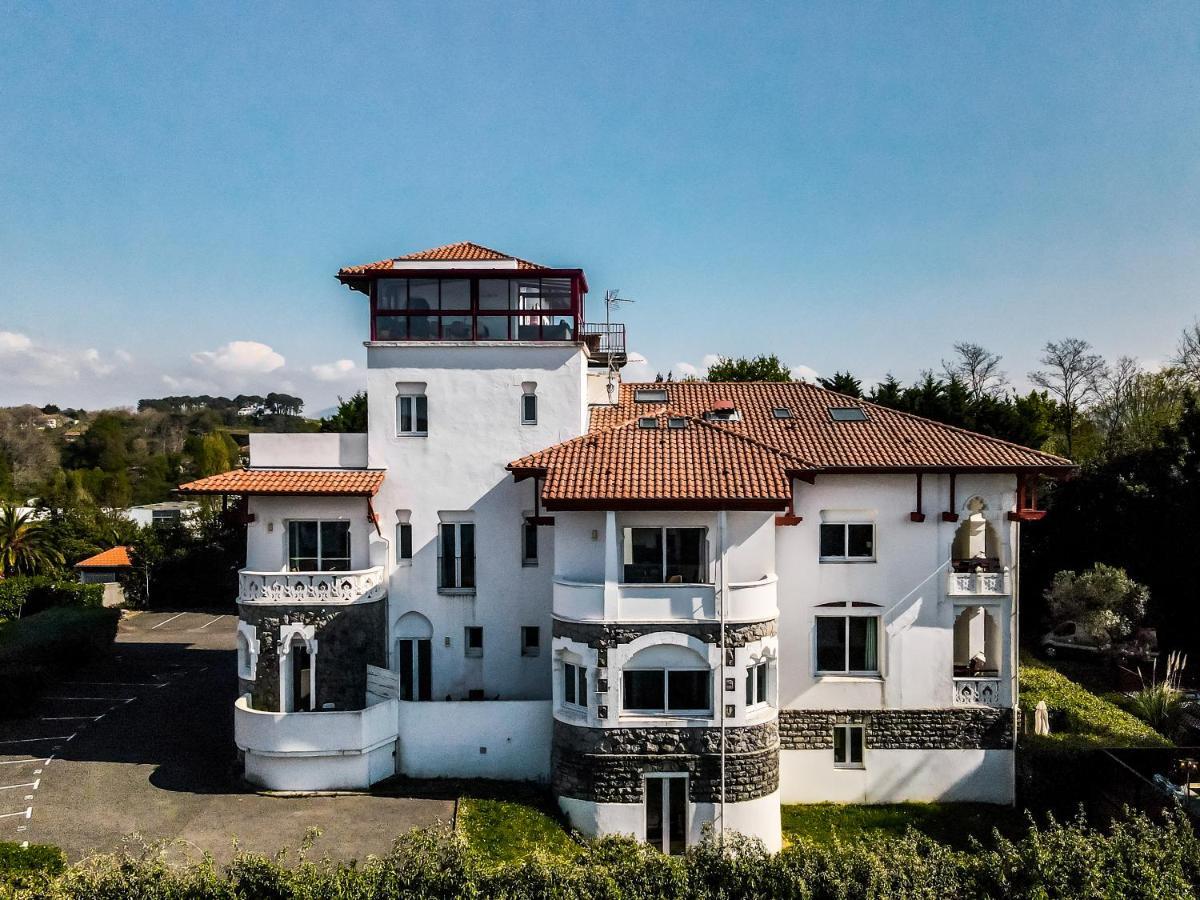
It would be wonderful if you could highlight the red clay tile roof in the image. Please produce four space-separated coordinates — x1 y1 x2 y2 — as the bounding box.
177 469 385 497
75 546 133 569
338 241 547 276
510 382 1072 507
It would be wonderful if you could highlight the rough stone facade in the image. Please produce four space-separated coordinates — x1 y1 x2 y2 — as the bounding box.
553 719 779 803
777 707 1014 751
238 599 387 712
553 618 777 649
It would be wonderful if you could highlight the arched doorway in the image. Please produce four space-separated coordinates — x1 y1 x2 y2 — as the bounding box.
394 611 433 701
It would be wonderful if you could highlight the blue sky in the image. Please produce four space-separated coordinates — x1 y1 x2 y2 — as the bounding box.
1 2 1197 413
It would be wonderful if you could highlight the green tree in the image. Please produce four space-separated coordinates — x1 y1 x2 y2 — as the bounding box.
188 432 241 477
1043 563 1149 644
816 371 863 397
321 391 368 432
0 505 65 576
705 354 792 383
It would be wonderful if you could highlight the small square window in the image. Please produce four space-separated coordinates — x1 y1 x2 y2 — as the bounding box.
635 389 669 403
667 417 688 429
522 393 537 425
464 626 483 657
521 626 540 657
833 724 865 768
772 407 793 419
638 417 659 429
829 407 868 422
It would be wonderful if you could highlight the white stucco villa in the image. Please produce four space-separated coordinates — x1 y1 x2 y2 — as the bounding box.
179 241 1073 853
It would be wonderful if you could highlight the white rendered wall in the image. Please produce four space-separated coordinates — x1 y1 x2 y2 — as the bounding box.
779 748 1014 804
244 496 376 572
366 343 589 703
776 473 1019 712
249 433 369 468
396 698 552 780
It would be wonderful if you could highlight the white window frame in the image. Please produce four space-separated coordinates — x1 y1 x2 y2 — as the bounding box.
396 517 413 566
464 625 483 657
563 661 588 709
644 772 690 854
819 521 876 563
522 518 538 567
438 521 475 593
521 392 537 425
621 526 709 585
396 393 428 436
814 614 881 676
833 723 866 769
621 666 713 717
286 519 351 572
236 621 259 681
745 659 769 708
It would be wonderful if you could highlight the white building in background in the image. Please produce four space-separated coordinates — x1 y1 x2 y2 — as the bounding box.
179 242 1073 854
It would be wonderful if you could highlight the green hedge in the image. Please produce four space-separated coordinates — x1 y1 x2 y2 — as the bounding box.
0 607 119 718
0 577 103 622
0 841 65 893
6 811 1200 900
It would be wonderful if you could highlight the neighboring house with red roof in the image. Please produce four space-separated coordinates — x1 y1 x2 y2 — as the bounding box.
181 242 1072 854
75 546 134 607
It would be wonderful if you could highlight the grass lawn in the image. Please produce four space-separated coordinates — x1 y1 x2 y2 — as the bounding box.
781 802 1025 850
456 793 577 866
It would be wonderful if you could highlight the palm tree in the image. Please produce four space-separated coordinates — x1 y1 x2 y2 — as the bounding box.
0 504 64 577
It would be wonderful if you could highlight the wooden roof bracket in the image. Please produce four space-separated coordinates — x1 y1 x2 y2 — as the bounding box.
941 473 959 522
775 477 803 527
910 472 927 522
526 477 555 526
366 496 382 536
1008 473 1047 521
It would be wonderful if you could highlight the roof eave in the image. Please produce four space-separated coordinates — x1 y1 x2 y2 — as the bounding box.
541 497 791 512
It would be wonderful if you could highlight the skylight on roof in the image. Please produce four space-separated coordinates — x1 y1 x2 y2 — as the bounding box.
638 417 659 429
635 389 668 403
829 407 868 422
772 407 793 419
667 417 689 429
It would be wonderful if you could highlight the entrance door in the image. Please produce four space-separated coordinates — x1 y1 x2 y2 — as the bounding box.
290 644 311 711
645 775 688 854
397 638 432 701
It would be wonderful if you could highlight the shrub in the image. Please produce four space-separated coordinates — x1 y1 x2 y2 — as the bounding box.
1043 563 1149 645
0 577 103 622
0 606 119 717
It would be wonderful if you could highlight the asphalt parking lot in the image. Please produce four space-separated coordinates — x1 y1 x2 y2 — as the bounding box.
0 610 452 862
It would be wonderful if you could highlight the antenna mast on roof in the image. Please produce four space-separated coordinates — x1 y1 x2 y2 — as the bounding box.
604 289 634 400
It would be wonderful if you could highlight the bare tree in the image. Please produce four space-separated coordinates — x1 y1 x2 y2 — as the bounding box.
1029 338 1107 458
942 342 1007 402
1173 320 1200 384
1093 356 1141 450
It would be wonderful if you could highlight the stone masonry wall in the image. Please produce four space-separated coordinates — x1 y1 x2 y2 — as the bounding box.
553 719 779 803
553 618 777 649
239 599 387 712
778 708 1014 751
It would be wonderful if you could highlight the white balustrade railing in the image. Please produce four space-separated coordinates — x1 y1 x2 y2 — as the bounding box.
238 566 386 604
947 568 1010 597
953 677 1004 706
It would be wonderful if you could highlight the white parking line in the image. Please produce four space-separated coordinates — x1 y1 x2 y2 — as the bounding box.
0 808 31 820
0 759 50 767
41 715 103 722
0 780 39 791
198 614 226 629
63 682 158 687
150 612 188 629
0 736 73 745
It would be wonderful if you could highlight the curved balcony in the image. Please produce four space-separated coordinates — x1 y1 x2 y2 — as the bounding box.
234 694 397 757
238 566 386 606
553 575 777 623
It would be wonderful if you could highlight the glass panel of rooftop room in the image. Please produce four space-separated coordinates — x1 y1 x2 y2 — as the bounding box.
622 527 707 584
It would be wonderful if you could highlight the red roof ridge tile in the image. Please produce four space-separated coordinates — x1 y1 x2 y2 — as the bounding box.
338 240 548 276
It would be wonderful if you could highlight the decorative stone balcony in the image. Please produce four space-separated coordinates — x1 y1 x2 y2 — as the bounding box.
953 677 1004 706
947 568 1010 597
238 566 386 605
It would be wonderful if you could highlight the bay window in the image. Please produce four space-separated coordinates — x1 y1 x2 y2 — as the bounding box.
816 615 879 674
287 521 351 572
622 527 707 584
622 668 712 715
438 522 475 592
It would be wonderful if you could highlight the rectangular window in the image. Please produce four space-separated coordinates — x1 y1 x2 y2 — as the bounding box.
833 724 865 768
819 522 875 561
397 523 413 562
622 669 712 715
287 521 351 572
522 520 538 566
521 626 540 657
563 662 587 707
745 660 769 706
397 394 429 435
816 616 880 674
464 626 483 657
622 527 707 584
521 393 537 425
439 523 476 591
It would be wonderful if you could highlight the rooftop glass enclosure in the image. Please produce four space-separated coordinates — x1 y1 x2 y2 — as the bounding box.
371 276 581 342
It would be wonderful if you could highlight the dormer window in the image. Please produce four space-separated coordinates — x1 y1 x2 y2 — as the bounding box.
638 417 659 429
635 389 668 403
829 407 868 422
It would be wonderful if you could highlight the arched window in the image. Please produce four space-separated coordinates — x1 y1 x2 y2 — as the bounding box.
953 605 1002 677
393 612 432 701
622 643 711 715
236 622 258 682
952 499 1002 572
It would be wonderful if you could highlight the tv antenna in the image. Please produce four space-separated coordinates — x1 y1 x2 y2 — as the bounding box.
604 289 634 399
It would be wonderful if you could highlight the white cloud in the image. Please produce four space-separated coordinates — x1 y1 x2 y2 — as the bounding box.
161 373 220 393
701 353 723 371
192 340 285 374
115 349 133 364
0 332 127 390
675 362 700 379
311 359 360 382
0 331 34 354
790 364 820 382
83 348 115 376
